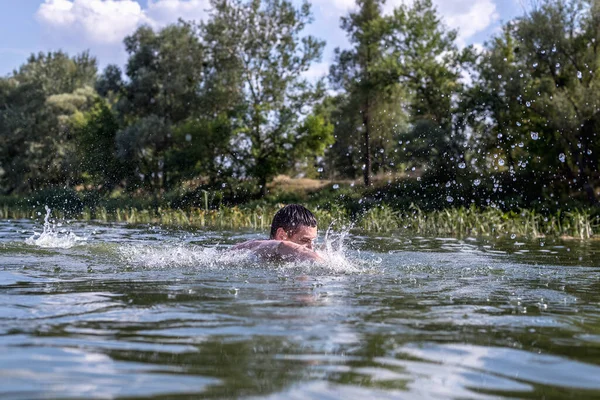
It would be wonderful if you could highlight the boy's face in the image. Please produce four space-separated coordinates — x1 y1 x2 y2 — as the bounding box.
276 225 317 250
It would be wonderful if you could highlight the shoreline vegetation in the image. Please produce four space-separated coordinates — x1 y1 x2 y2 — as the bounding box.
2 1 600 240
1 189 598 240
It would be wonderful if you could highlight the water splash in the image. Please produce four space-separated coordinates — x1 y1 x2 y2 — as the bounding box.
25 206 85 249
119 243 249 270
318 221 363 273
118 222 365 274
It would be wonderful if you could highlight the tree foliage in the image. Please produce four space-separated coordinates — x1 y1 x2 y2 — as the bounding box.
203 0 329 194
1 0 599 210
0 51 97 193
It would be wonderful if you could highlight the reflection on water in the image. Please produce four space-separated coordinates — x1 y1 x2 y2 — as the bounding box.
1 219 600 398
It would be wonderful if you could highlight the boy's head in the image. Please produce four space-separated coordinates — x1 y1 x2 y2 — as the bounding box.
270 204 318 249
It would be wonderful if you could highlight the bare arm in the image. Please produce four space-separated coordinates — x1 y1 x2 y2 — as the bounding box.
231 240 323 263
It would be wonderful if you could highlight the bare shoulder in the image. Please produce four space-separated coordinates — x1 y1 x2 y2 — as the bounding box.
231 240 277 251
230 240 266 251
230 240 323 263
230 240 280 259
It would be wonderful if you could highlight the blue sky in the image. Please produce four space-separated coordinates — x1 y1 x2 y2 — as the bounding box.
0 0 524 78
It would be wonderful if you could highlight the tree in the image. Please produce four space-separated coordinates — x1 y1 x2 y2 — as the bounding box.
96 64 124 100
0 51 98 193
169 115 237 186
386 0 473 181
329 0 469 185
72 99 123 191
116 22 206 192
320 91 406 181
203 0 328 195
471 0 600 206
121 22 205 123
330 0 392 186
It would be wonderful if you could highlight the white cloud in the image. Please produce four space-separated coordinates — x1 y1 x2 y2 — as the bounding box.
35 0 210 45
36 0 148 44
303 61 330 81
312 0 499 45
437 0 499 45
146 0 210 27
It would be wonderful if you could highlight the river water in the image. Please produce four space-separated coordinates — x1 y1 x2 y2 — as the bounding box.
1 216 599 399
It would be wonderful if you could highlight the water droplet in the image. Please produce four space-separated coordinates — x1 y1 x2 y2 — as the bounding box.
559 153 566 162
498 159 505 166
518 142 524 147
587 149 593 155
317 167 324 172
458 162 466 169
510 233 516 239
332 184 340 189
533 62 538 68
446 196 454 203
474 179 481 186
526 101 531 107
531 132 539 140
577 71 583 79
185 134 192 142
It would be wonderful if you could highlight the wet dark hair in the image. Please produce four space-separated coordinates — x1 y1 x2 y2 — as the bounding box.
270 204 317 239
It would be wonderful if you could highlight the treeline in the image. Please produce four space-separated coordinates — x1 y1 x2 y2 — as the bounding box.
1 0 599 212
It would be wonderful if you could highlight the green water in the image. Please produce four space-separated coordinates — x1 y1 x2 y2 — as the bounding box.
1 218 600 399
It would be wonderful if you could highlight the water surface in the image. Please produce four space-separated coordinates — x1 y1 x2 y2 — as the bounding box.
1 218 600 399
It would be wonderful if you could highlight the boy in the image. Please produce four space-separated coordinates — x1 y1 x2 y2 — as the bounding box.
231 204 323 262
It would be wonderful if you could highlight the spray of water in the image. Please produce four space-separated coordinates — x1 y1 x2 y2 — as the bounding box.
118 222 365 274
22 208 367 274
25 206 86 249
318 219 360 272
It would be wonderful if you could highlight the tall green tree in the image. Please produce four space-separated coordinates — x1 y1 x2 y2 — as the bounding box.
203 0 329 195
471 0 600 206
169 115 237 186
320 92 406 181
72 99 123 191
117 22 206 192
121 22 205 122
0 51 97 193
330 0 468 184
330 0 392 186
386 0 472 181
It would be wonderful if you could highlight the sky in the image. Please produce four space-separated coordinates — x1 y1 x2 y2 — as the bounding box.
0 0 526 78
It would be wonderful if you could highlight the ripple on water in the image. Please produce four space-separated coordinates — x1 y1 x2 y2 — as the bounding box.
1 219 600 398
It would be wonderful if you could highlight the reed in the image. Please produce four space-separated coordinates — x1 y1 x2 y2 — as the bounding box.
0 202 598 238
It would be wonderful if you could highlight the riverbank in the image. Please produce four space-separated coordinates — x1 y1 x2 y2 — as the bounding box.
1 201 598 239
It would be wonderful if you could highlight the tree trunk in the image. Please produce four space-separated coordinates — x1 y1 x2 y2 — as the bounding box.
259 176 268 197
362 99 372 187
580 118 598 205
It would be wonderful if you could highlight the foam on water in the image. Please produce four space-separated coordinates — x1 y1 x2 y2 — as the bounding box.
25 206 86 249
117 243 365 274
118 222 365 274
21 208 368 274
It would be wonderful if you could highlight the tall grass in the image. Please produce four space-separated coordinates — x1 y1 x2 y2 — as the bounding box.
359 205 599 239
0 202 598 239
